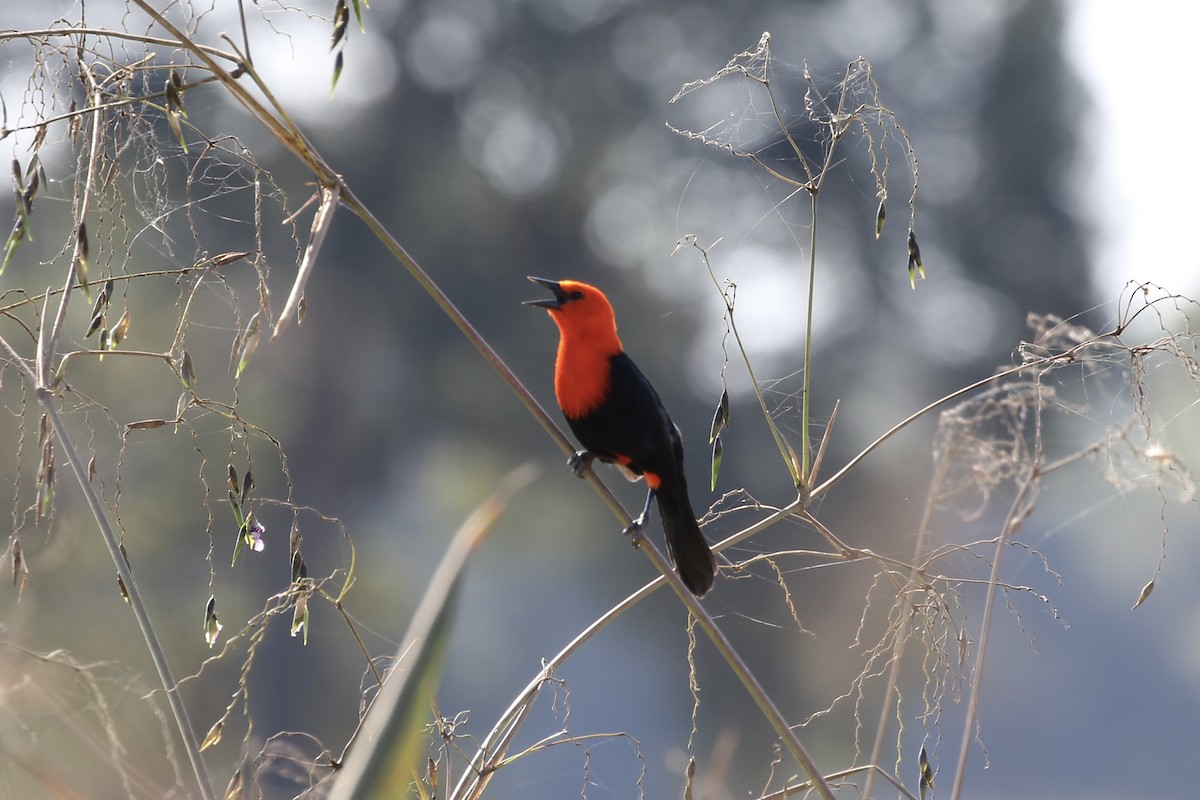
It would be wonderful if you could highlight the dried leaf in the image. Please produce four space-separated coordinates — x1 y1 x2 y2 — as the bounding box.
331 49 345 93
203 595 222 647
1 221 24 275
10 537 21 587
23 167 39 208
783 436 802 490
167 106 188 153
178 349 199 393
10 160 34 244
201 719 224 751
223 769 243 800
907 229 924 289
87 278 113 336
230 523 245 567
35 162 48 205
90 278 114 318
710 435 723 491
331 0 349 49
919 746 933 800
290 589 310 644
126 418 169 431
74 222 89 299
36 441 54 522
210 250 252 268
36 463 54 522
240 470 254 505
68 98 80 144
85 311 105 339
228 464 239 495
29 125 47 153
109 308 131 347
1131 579 1154 610
351 0 368 31
234 311 261 379
875 198 886 239
227 489 244 522
228 330 242 374
291 549 308 582
709 388 729 443
117 570 130 603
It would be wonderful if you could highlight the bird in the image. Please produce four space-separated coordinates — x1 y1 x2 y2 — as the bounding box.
525 276 717 596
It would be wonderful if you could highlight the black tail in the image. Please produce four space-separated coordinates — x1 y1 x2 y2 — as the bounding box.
654 479 716 597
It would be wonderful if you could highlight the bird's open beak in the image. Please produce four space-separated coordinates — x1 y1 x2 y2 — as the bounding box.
524 276 568 309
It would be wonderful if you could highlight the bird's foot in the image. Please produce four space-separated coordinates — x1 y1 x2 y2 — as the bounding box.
568 450 595 479
622 515 647 549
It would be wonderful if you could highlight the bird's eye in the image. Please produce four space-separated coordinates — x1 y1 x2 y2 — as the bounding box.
569 291 584 300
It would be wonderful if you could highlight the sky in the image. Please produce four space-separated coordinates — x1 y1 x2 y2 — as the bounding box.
1065 1 1200 300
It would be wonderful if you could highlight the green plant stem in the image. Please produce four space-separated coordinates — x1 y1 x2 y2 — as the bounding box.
41 72 103 384
695 240 800 487
800 191 818 483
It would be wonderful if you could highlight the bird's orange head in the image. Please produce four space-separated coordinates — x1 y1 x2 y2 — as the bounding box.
525 277 623 356
526 277 624 417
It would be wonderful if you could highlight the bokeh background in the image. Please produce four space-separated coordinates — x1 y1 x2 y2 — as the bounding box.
2 1 1199 799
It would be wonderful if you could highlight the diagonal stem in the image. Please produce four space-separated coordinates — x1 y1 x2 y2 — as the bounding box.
0 333 216 800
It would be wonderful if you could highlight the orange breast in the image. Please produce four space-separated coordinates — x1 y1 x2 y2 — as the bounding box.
554 343 611 419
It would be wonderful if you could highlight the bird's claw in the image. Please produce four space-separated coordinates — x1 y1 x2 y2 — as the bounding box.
623 516 646 548
568 450 595 479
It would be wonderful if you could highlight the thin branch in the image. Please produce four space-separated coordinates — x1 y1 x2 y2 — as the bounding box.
809 349 1084 501
0 27 239 61
41 70 104 384
274 183 338 338
861 453 953 800
948 382 1046 800
8 364 218 800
